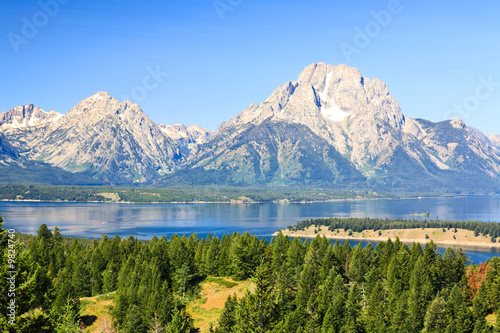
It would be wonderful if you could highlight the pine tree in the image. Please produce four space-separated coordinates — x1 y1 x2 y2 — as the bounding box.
473 284 490 321
365 281 387 332
422 296 448 333
205 236 221 276
215 294 238 333
235 263 277 332
90 247 106 295
165 307 194 333
321 282 346 333
285 237 305 286
347 244 367 284
388 291 410 333
218 234 232 277
407 256 433 332
54 299 81 333
342 283 364 333
272 231 290 273
472 318 491 333
296 247 320 308
176 263 192 298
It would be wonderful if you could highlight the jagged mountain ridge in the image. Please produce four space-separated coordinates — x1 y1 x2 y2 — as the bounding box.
0 93 210 183
159 123 213 158
0 64 499 192
174 63 500 190
0 104 62 131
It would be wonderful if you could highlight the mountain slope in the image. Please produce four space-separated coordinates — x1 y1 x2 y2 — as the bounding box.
0 133 20 163
0 104 63 153
0 133 101 185
28 92 182 182
164 119 365 185
180 63 500 191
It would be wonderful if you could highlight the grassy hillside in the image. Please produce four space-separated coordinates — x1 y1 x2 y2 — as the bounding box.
185 277 255 332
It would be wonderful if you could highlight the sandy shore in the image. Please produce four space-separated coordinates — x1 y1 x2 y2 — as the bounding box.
274 226 500 249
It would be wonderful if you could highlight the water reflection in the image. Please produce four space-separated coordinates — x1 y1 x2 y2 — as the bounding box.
2 196 500 263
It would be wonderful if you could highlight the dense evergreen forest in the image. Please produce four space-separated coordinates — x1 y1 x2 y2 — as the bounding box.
288 217 500 241
2 216 500 332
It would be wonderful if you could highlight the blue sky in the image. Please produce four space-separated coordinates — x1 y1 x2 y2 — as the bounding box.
1 0 499 134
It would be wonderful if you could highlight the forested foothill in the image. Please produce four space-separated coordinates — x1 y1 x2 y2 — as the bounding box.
2 216 500 332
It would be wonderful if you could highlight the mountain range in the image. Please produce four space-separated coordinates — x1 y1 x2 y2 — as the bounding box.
1 63 499 193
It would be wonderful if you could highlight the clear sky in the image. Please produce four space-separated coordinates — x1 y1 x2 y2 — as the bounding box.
1 0 499 134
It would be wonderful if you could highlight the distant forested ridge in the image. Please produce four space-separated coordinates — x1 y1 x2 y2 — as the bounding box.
0 184 384 203
2 217 500 332
288 217 500 240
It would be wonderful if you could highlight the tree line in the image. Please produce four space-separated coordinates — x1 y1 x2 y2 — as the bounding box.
2 216 500 332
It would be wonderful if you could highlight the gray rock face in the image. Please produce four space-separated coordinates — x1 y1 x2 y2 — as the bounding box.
489 134 500 149
31 92 182 182
406 118 500 177
0 104 63 152
0 133 20 164
159 123 213 158
0 104 62 130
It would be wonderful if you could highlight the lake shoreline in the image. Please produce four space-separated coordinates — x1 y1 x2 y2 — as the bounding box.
0 193 471 205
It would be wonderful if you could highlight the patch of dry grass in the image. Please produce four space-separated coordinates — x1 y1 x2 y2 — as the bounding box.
186 277 255 332
79 292 116 332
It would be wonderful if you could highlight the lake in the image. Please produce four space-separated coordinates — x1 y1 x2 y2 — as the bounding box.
2 195 500 263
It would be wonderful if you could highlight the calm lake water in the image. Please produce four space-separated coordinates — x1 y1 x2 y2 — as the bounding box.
1 195 500 263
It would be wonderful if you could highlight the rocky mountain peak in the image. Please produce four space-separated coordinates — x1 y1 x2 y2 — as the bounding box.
74 92 115 109
297 63 362 88
63 92 147 127
159 124 213 144
450 118 466 129
261 63 404 131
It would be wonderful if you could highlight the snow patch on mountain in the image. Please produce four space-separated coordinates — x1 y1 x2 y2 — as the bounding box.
320 99 350 121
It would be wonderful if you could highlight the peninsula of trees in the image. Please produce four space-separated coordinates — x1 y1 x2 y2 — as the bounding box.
280 217 500 248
